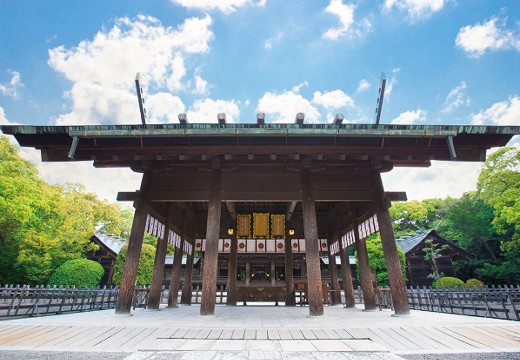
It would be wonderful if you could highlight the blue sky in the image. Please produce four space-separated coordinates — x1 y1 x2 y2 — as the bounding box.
0 0 519 201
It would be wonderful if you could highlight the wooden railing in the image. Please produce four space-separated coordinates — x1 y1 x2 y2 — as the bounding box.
0 285 119 318
406 285 520 321
3 284 518 321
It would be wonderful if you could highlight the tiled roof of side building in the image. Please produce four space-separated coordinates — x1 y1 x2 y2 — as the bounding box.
93 231 126 256
395 230 430 254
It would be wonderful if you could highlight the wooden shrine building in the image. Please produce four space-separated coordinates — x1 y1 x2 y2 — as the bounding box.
2 119 518 317
396 230 473 287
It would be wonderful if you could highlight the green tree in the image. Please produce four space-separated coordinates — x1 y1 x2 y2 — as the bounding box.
0 137 61 284
0 135 131 285
389 200 429 236
478 147 520 258
112 243 156 286
422 238 449 281
356 234 407 286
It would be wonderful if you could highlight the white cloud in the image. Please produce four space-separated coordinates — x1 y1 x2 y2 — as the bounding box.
456 16 520 58
48 15 214 125
170 0 266 14
0 70 24 99
382 161 482 201
471 96 520 126
165 54 187 92
384 68 400 99
322 0 372 40
188 98 240 123
384 0 445 20
442 81 470 113
193 75 209 95
0 107 8 125
28 155 142 202
390 109 426 124
264 31 284 49
0 107 23 147
357 79 370 92
0 106 140 202
146 92 186 124
54 82 137 125
257 89 321 123
291 81 309 93
312 90 354 109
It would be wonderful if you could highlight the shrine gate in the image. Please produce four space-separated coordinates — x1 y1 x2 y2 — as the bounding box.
2 119 518 317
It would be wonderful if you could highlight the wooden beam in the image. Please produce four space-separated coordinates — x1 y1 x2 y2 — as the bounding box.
286 201 298 222
225 201 236 221
119 190 377 202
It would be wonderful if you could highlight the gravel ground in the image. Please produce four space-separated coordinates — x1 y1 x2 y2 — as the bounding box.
0 351 130 360
401 353 520 360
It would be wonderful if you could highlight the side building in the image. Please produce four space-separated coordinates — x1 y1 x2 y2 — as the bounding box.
396 230 472 287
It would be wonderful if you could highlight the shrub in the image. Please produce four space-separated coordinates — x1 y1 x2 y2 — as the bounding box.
48 259 104 287
112 243 156 286
432 276 465 289
466 278 485 288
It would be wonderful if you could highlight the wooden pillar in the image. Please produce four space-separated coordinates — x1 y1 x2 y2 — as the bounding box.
107 259 115 286
284 223 295 305
338 242 356 308
148 204 173 310
168 216 186 308
373 171 410 316
200 168 222 315
354 216 377 311
181 249 195 304
115 171 152 315
148 233 168 309
245 261 250 287
335 209 356 308
301 168 324 316
226 231 238 305
270 260 276 287
327 236 342 305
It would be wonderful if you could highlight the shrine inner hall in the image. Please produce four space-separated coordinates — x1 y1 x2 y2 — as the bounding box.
2 119 518 317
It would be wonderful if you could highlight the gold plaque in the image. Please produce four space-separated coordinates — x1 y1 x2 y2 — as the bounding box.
253 213 270 238
236 214 251 238
271 214 285 238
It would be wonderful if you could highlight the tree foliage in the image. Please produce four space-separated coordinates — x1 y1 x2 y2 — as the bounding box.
0 136 128 285
478 147 520 257
357 234 407 286
112 244 156 286
389 146 520 285
422 238 449 281
433 276 465 289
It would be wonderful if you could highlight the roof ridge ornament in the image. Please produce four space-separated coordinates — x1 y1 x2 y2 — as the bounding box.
135 73 147 126
374 72 386 125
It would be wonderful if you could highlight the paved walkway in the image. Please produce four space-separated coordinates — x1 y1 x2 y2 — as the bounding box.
0 304 519 359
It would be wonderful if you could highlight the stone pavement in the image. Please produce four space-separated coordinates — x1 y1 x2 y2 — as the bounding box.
0 304 519 359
